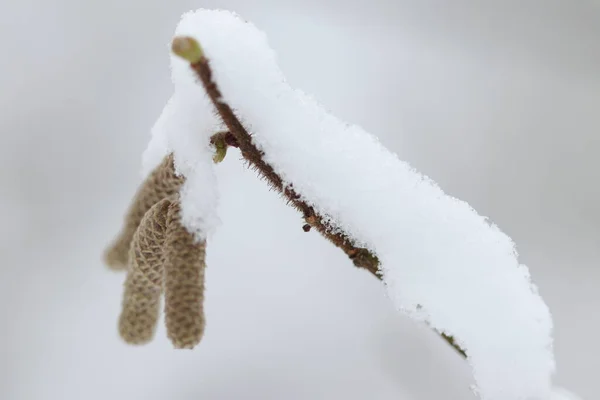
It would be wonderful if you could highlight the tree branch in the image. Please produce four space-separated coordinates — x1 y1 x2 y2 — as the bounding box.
172 36 466 357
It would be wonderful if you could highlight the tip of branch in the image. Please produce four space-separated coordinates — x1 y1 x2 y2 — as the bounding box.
171 36 204 63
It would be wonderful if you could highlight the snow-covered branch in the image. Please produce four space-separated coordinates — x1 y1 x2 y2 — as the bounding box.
105 8 582 400
171 35 465 356
172 36 381 276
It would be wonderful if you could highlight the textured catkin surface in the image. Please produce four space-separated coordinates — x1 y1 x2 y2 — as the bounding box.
164 200 207 349
119 198 171 344
104 154 184 270
105 153 208 348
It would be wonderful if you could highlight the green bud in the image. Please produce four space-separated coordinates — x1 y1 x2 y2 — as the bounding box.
171 36 204 63
212 136 227 163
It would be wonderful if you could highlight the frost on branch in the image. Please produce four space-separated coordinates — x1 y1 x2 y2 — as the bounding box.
158 8 580 400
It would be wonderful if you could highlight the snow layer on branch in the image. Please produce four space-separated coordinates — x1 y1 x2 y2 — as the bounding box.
142 86 220 240
171 8 581 400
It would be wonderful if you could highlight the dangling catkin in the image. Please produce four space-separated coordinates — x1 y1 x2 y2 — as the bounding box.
104 154 184 270
105 153 209 349
118 198 171 344
163 199 207 349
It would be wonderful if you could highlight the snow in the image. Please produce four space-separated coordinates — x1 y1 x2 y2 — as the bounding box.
142 86 220 241
154 8 581 400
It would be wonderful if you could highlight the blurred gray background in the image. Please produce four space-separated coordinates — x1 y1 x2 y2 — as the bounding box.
1 1 598 399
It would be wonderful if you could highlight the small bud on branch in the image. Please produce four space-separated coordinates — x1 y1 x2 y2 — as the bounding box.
171 36 204 63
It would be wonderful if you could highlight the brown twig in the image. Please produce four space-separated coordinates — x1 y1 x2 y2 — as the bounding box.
198 55 379 276
171 37 466 357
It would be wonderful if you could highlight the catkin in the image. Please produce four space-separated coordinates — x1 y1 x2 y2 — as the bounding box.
105 153 208 349
163 200 207 349
104 154 184 270
118 198 171 344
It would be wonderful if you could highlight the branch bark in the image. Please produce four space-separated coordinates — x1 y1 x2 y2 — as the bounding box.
200 70 380 276
172 37 466 357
